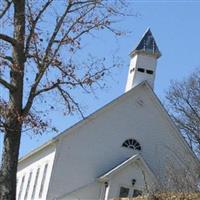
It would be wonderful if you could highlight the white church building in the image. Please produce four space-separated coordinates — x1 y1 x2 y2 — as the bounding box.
16 29 199 200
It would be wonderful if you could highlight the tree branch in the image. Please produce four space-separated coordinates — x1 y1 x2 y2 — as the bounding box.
0 78 15 91
0 54 13 64
25 0 53 56
22 0 124 118
57 85 84 118
34 81 78 96
185 98 200 122
43 2 73 63
0 34 17 46
0 0 12 19
22 3 74 116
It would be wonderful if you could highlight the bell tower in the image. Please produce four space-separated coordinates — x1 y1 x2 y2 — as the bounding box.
125 28 161 92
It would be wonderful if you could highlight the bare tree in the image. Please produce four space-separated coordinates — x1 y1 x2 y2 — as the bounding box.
136 160 199 200
140 158 199 200
165 69 200 155
0 0 130 199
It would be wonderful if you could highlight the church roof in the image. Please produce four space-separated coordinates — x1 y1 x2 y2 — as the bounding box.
98 154 139 180
98 154 156 182
18 81 199 167
130 28 161 58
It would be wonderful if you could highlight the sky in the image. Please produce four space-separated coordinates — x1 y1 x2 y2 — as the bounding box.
1 1 200 158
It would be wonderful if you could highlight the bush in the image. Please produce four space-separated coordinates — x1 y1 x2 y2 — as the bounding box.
112 193 200 200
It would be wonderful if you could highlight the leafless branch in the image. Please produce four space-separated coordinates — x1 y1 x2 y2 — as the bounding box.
0 77 15 91
0 0 12 19
25 0 53 56
35 81 77 96
57 85 84 118
22 2 75 116
0 34 17 46
165 69 200 155
0 0 130 198
43 2 73 63
0 54 13 64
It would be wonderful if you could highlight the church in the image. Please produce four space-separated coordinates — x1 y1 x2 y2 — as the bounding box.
16 29 199 200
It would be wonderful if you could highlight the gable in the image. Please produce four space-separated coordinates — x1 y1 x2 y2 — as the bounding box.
17 81 199 200
142 83 199 168
47 82 199 200
98 154 156 183
99 154 157 199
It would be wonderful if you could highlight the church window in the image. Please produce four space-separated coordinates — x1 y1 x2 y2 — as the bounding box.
122 139 141 151
39 163 48 198
31 167 40 200
146 69 153 74
18 175 25 200
119 186 130 198
132 189 142 197
24 171 32 200
137 68 145 73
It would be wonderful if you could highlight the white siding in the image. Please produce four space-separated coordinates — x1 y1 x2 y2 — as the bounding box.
47 84 197 200
125 54 157 91
108 161 154 199
17 83 198 200
17 145 56 200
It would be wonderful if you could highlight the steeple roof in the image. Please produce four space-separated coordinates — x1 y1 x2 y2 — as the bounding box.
130 28 161 58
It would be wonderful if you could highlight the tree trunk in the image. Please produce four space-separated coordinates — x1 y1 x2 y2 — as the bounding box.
0 0 25 199
0 125 22 200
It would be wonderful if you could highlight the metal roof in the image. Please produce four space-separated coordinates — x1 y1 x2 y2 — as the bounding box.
130 28 161 58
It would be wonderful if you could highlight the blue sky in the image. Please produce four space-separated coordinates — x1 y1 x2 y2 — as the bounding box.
1 1 200 158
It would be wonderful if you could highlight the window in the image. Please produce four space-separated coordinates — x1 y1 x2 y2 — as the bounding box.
137 68 145 73
119 187 130 198
18 175 25 200
146 69 153 74
31 168 40 200
39 163 48 198
122 139 141 151
24 172 32 200
132 189 142 197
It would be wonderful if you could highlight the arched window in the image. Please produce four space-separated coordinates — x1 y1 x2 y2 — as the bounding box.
122 139 141 151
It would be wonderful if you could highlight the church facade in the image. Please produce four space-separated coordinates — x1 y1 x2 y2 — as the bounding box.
16 29 199 200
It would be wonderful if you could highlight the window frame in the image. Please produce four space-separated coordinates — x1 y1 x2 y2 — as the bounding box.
17 174 26 200
118 185 130 198
24 171 33 200
132 189 143 198
122 139 142 151
118 184 143 198
137 68 145 73
39 163 49 198
31 167 40 200
146 69 154 74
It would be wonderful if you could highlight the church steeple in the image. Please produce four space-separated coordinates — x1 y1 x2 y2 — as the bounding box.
130 28 161 59
125 28 161 92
